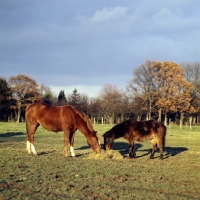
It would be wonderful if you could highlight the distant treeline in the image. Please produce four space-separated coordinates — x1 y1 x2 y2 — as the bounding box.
0 60 200 125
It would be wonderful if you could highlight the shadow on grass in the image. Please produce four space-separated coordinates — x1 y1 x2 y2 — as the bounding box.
0 132 24 138
103 141 188 159
0 132 25 143
37 142 188 159
165 147 188 157
38 150 57 155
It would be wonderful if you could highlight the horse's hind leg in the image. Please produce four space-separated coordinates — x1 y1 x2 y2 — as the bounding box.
157 138 165 159
26 122 39 155
69 132 75 157
128 140 136 158
150 139 157 159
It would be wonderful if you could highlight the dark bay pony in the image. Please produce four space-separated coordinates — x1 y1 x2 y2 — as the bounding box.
25 103 101 156
103 119 166 159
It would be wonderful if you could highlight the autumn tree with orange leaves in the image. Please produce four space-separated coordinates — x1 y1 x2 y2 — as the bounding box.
128 60 194 126
8 74 40 122
154 61 194 127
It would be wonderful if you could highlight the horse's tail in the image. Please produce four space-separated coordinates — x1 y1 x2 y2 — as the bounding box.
25 106 30 141
155 121 166 151
25 116 30 141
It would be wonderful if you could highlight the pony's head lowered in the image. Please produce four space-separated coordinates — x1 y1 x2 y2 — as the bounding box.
103 131 115 151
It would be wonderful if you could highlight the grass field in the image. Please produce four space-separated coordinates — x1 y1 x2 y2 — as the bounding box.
0 122 200 200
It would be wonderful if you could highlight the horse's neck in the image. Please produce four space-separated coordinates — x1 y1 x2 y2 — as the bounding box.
76 113 93 136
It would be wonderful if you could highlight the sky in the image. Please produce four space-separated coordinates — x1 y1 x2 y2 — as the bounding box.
1 0 200 97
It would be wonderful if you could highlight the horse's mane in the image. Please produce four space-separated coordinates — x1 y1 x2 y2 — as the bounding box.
70 106 95 132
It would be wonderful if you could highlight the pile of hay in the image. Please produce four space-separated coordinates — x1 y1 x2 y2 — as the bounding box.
86 150 123 160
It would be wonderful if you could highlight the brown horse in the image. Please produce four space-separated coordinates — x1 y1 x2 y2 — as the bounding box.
103 119 166 159
25 103 101 156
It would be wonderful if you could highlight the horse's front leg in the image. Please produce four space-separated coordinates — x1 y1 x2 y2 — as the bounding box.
63 130 70 156
128 140 136 158
69 132 75 157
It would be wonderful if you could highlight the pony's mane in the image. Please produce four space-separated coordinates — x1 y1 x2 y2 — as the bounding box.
70 106 95 132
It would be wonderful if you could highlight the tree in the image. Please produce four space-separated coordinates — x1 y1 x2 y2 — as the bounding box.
181 62 200 124
79 94 90 114
39 84 57 105
0 77 12 121
57 90 67 106
155 61 193 126
8 74 40 122
128 60 193 125
88 97 102 124
128 60 159 120
68 89 81 108
98 84 124 124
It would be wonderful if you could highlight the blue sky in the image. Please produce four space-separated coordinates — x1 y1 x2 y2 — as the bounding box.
1 0 200 97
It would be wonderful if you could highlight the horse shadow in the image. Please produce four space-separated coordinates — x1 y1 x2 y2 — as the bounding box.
107 142 188 159
111 142 141 156
164 147 188 157
66 143 188 159
0 132 25 143
0 132 24 138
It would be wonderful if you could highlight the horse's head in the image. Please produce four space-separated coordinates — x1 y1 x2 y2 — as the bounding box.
103 131 114 151
87 131 101 153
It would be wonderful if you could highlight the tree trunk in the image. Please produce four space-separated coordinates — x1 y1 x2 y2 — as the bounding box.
180 112 184 129
164 113 167 126
137 115 141 121
158 108 162 122
17 107 21 123
189 116 192 129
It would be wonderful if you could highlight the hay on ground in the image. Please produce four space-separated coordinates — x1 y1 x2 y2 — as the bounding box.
87 150 123 160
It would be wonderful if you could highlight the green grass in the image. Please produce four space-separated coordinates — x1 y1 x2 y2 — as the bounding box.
0 122 200 199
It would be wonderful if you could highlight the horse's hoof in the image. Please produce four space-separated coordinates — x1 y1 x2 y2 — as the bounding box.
150 155 154 159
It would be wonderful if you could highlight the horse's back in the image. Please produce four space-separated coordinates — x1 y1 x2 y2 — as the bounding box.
25 103 76 132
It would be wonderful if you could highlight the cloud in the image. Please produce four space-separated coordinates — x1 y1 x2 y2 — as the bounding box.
77 6 128 24
1 0 200 98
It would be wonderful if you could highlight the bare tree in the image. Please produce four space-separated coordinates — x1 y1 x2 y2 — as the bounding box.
128 60 159 120
98 84 125 124
8 74 39 122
